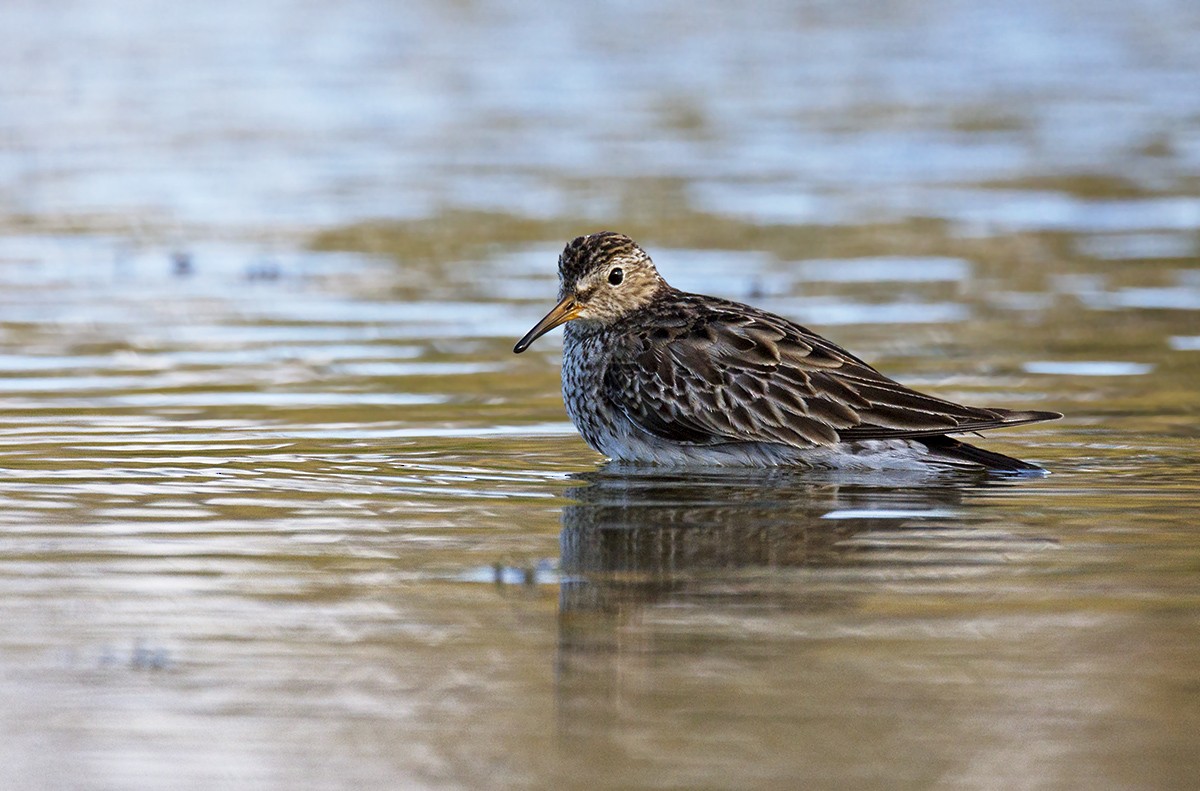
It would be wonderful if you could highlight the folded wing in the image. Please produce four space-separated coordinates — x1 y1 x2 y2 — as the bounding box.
603 295 1061 448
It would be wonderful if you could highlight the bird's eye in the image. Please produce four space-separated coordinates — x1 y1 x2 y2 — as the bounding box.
608 267 624 286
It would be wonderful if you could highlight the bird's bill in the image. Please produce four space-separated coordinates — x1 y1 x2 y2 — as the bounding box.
513 295 581 353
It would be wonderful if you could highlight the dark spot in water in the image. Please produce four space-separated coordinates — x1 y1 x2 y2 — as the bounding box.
246 260 282 281
172 251 194 277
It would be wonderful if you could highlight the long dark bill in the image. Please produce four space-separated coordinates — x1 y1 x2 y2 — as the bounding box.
513 296 581 353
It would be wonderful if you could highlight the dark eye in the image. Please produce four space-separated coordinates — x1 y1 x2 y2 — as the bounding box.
608 267 624 286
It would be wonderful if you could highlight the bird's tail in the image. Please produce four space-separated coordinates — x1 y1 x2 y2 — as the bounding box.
916 435 1048 474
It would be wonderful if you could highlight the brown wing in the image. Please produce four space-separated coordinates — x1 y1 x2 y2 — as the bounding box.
603 294 1061 448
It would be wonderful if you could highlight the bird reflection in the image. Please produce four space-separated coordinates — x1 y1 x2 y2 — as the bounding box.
558 463 986 617
554 464 1002 738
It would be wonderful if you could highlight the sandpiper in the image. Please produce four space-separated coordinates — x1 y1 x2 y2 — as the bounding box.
514 232 1061 471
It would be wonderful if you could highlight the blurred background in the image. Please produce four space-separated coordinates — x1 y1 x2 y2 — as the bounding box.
1 1 1198 789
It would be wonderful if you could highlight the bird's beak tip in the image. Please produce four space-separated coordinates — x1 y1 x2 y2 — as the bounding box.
513 296 579 356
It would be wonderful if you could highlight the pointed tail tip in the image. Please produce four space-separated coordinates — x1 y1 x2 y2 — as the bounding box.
1001 409 1064 426
918 435 1050 474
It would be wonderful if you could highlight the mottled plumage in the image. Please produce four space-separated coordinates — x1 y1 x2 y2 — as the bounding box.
514 232 1062 472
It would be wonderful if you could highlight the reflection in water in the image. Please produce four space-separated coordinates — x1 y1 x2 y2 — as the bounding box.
560 465 990 610
554 467 1053 745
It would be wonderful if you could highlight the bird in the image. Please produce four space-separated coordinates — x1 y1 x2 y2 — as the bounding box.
513 232 1062 472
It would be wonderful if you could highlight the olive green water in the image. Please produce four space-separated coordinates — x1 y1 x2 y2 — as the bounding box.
2 1 1200 789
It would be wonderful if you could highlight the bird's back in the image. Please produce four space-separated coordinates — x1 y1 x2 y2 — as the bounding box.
562 288 1060 470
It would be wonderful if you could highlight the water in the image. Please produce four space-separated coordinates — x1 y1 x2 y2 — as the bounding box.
1 0 1199 788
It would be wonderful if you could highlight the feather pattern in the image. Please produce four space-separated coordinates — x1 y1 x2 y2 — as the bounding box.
521 232 1062 471
599 290 1057 451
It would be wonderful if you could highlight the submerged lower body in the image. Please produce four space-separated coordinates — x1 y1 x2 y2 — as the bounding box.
588 431 1047 474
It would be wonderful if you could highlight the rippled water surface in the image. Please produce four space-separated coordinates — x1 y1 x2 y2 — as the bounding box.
2 1 1200 789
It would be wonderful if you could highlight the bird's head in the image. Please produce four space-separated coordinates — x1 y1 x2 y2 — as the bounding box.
513 232 666 353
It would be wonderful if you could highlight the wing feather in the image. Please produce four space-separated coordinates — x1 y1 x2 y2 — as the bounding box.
603 293 1061 448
